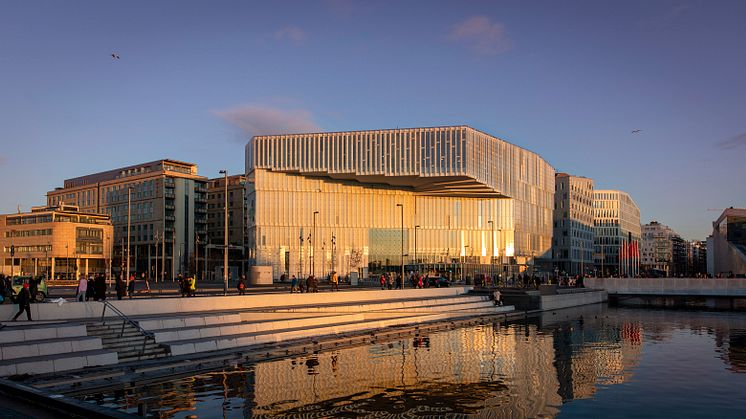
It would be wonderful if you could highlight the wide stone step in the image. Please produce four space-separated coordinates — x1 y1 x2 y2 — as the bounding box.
0 349 118 376
165 309 498 356
0 336 103 361
152 314 364 343
267 295 487 314
137 313 243 331
0 323 88 344
375 300 496 313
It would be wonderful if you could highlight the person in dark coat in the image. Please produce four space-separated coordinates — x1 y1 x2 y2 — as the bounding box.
85 276 95 301
12 282 32 321
115 275 125 300
95 274 107 300
29 276 39 303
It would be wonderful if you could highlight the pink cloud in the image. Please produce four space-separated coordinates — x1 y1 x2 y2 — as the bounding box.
213 104 321 140
448 16 511 55
274 25 306 44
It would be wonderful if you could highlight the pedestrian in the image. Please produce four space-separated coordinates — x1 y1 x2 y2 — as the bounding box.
85 275 96 301
417 275 423 289
387 273 393 290
306 275 313 293
95 274 107 301
380 274 386 290
188 276 196 297
11 282 32 321
28 276 40 303
238 274 247 295
115 274 125 300
127 275 135 299
330 271 339 292
76 274 87 302
299 276 306 293
178 274 186 297
290 275 298 293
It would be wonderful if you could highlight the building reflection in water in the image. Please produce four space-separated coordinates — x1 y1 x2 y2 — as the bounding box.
82 306 746 418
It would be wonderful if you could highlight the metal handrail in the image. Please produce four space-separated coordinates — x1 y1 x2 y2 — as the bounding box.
100 300 154 339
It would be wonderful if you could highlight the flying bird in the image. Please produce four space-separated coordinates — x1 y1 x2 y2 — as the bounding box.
111 53 120 60
631 129 642 134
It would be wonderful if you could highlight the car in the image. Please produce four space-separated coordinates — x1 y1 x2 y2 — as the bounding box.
10 275 48 303
426 276 450 288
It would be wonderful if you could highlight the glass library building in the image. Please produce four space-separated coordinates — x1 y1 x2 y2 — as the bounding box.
245 126 555 281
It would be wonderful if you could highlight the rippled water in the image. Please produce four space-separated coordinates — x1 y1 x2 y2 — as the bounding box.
80 305 746 418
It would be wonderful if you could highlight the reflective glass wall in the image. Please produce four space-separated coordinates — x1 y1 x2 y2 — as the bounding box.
246 126 555 278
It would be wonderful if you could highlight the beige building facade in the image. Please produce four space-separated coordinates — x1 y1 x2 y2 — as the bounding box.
205 174 247 280
46 160 207 279
1 205 113 279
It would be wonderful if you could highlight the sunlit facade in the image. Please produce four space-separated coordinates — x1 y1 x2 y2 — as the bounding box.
553 173 595 276
593 190 641 277
245 126 555 279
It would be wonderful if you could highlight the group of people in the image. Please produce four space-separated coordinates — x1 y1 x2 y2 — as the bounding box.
177 274 197 297
75 273 109 302
288 272 339 293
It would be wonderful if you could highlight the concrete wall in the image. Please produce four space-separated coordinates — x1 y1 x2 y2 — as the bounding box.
0 287 471 322
540 290 607 311
585 277 746 296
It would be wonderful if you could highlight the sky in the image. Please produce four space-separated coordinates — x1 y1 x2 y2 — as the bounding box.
0 0 744 240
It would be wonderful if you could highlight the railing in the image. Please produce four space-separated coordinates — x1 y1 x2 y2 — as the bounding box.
100 300 155 357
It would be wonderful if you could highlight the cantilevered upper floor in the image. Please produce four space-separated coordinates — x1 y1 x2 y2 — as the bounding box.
245 125 554 200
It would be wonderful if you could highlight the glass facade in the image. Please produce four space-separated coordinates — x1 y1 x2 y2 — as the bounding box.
246 126 555 279
593 190 641 277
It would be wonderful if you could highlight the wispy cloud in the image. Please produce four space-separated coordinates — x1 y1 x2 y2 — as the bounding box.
448 16 511 56
274 25 306 44
716 132 746 150
213 104 321 140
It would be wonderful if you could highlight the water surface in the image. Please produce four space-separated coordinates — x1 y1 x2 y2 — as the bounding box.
80 305 746 418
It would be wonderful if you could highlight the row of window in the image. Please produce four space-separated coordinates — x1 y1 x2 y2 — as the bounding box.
4 228 52 238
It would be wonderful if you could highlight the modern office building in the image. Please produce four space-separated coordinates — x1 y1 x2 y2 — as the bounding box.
593 190 641 277
553 173 595 276
640 221 688 277
205 174 247 280
707 207 746 276
688 240 707 276
46 160 208 279
245 126 555 280
1 204 113 279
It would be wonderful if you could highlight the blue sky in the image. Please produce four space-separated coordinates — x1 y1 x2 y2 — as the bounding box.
1 0 744 239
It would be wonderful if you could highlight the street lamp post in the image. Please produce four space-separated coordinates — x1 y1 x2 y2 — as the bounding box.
331 234 336 275
396 203 404 289
312 211 319 277
488 220 494 284
126 186 133 283
414 225 420 275
219 170 228 295
299 233 304 280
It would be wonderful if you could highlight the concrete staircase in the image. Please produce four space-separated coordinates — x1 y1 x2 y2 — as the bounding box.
86 321 169 362
134 293 513 356
0 323 118 376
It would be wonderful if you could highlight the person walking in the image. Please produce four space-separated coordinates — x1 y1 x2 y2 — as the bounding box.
85 275 95 301
238 274 247 295
330 271 339 292
127 275 135 299
11 282 32 321
115 274 125 300
380 274 386 290
188 276 196 297
76 274 88 302
290 275 298 293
